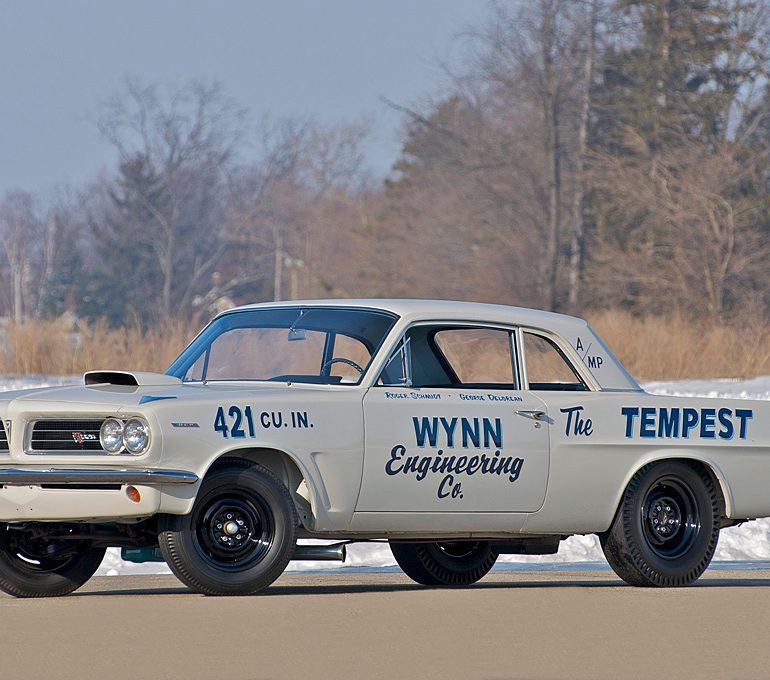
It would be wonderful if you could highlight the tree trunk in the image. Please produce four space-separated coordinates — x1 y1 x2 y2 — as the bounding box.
12 264 23 324
161 235 173 315
567 0 598 313
273 228 283 301
542 3 561 311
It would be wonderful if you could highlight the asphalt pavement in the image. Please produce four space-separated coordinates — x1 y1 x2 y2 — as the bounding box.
0 569 766 680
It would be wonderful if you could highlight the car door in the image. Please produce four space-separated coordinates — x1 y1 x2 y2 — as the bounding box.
356 324 550 514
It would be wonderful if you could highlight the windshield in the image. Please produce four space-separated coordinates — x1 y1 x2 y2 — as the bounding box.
167 307 398 385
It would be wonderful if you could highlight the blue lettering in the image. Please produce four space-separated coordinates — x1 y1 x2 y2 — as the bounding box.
561 406 593 437
718 408 734 440
437 474 453 498
413 417 439 448
700 408 716 439
622 407 639 438
640 408 656 438
682 408 699 438
461 418 480 448
736 409 753 439
439 417 458 448
622 405 751 441
658 408 680 438
483 418 503 448
385 445 406 475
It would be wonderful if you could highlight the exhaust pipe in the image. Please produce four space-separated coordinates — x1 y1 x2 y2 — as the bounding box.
291 542 347 562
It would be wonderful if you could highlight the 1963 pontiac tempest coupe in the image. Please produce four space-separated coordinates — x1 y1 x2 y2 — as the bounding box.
0 299 766 597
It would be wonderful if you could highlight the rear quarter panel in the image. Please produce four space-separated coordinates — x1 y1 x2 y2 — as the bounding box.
522 391 770 534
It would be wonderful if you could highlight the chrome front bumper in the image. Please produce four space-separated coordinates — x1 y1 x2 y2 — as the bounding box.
0 468 198 486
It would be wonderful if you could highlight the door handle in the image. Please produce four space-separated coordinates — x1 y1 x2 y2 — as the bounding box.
515 409 547 421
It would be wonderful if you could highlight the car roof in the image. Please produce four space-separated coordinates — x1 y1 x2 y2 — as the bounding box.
226 298 585 328
221 298 640 391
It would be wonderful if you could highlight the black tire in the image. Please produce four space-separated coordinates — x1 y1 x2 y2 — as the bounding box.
390 541 498 586
0 524 105 598
600 461 720 587
159 461 297 595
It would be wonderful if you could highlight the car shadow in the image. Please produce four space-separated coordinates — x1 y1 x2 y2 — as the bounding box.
63 573 770 598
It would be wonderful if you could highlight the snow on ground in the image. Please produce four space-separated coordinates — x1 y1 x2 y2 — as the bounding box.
0 374 768 575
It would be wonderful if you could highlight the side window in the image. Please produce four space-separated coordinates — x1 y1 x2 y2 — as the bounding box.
433 328 515 386
523 332 587 391
378 325 519 389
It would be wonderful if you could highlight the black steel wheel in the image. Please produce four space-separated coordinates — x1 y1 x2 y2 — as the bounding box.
390 540 498 586
0 524 105 597
601 461 721 587
159 461 297 595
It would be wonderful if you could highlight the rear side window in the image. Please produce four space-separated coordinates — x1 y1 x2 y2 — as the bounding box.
523 332 587 391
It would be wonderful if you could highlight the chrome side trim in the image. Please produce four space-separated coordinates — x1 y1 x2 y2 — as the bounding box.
0 469 198 486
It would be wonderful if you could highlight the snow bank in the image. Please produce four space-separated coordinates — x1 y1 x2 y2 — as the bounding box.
0 374 767 574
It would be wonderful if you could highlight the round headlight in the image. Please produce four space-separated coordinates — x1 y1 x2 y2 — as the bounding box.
100 418 124 454
123 418 150 454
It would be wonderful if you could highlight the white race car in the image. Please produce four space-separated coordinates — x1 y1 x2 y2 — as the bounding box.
0 300 766 596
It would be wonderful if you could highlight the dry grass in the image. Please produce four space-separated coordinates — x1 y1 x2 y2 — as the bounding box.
589 310 770 381
0 310 766 381
0 318 195 376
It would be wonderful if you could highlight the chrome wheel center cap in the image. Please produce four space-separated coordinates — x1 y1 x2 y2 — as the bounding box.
224 520 240 536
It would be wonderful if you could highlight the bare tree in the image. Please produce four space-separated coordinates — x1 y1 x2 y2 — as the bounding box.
97 78 244 315
590 136 767 317
222 118 371 303
0 191 66 322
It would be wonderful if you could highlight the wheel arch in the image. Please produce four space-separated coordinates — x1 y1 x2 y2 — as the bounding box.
609 451 732 530
204 447 319 530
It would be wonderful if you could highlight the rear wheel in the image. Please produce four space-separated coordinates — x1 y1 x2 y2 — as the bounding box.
0 524 105 597
390 541 498 586
601 461 720 587
159 462 297 595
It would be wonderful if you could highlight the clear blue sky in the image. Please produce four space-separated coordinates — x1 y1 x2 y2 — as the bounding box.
0 1 489 197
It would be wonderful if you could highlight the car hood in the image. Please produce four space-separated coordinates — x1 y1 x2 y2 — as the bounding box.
0 373 348 412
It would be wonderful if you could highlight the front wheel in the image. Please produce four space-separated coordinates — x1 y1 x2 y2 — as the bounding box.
0 525 105 597
390 541 498 586
159 462 297 595
601 461 721 587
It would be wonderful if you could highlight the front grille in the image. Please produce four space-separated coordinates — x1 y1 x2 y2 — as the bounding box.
30 419 105 452
0 422 7 452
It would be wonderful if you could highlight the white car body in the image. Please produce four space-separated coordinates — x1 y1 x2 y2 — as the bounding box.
0 300 770 597
0 298 766 541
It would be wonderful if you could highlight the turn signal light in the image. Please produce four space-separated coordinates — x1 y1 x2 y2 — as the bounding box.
125 485 141 503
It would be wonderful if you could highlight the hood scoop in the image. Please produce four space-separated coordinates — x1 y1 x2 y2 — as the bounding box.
84 371 183 387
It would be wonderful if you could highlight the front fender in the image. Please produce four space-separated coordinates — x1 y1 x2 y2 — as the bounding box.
158 443 352 533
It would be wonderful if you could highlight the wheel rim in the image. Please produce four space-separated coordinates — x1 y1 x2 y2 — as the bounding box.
641 477 700 560
194 492 275 571
0 525 86 574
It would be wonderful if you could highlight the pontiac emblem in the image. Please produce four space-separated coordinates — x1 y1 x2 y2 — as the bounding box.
71 432 97 444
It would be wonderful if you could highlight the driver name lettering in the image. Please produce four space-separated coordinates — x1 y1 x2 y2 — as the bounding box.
384 416 525 500
385 391 441 400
